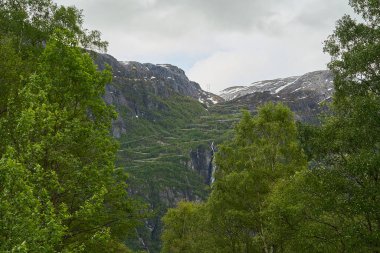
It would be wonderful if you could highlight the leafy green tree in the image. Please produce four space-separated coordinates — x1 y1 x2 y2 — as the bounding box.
5 38 139 252
266 1 380 252
266 168 359 252
161 201 217 253
0 151 65 253
0 1 142 252
322 0 380 250
0 0 107 55
208 103 306 253
0 0 108 120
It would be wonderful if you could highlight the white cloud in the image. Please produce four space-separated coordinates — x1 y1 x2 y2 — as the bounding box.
55 0 354 93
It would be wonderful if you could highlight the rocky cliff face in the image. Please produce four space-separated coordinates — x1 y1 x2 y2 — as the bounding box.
94 52 221 186
189 143 216 185
96 53 223 106
95 53 224 138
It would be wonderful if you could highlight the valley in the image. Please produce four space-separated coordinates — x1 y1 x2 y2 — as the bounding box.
1 1 377 252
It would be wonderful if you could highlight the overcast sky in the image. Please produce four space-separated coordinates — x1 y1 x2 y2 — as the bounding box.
55 0 354 93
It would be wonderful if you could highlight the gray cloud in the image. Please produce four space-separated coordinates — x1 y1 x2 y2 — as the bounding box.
56 0 354 92
85 0 275 30
57 0 300 38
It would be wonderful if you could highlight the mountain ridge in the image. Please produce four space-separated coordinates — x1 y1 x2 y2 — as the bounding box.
219 70 333 102
95 53 223 108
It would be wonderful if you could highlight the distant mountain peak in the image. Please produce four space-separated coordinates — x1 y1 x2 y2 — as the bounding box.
214 70 334 124
219 70 333 102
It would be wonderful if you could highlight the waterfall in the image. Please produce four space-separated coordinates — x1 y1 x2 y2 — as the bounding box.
209 141 217 184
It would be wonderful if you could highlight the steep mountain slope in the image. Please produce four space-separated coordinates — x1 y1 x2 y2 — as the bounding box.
93 53 334 252
93 53 228 252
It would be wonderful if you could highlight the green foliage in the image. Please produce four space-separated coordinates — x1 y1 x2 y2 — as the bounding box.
0 37 24 117
0 0 107 55
0 1 141 252
266 1 380 252
0 151 64 253
161 202 216 253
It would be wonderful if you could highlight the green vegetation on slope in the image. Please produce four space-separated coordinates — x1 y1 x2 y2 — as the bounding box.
112 90 239 251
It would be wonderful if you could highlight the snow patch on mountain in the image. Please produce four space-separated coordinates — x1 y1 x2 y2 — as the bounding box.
218 70 334 103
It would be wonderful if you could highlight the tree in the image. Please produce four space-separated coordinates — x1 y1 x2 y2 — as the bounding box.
161 201 217 253
323 0 380 250
208 104 306 253
0 151 64 253
0 1 142 251
0 0 107 55
0 37 24 117
0 0 108 120
265 1 380 251
6 37 139 252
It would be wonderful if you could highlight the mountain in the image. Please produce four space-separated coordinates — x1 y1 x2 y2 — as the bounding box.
93 53 334 252
215 70 334 123
93 53 228 252
94 53 224 137
219 70 333 101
